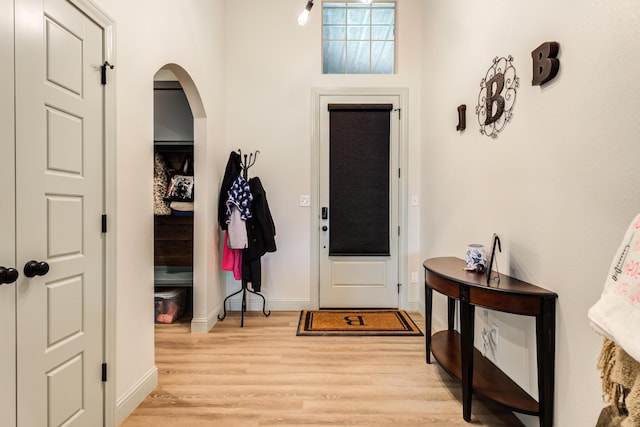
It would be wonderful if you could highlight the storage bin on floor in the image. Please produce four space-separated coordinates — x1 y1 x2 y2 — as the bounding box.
154 287 186 324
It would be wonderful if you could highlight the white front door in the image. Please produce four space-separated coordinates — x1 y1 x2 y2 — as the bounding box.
15 0 105 424
318 94 400 308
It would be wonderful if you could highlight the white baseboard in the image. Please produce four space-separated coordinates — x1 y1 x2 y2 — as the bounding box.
413 300 447 332
405 300 421 313
190 301 224 333
222 297 310 312
189 299 310 333
115 366 158 425
432 312 447 331
218 298 425 314
190 298 429 333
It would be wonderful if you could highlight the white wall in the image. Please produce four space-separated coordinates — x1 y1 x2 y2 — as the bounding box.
223 0 424 311
420 1 640 425
86 0 640 424
91 0 227 422
92 0 424 422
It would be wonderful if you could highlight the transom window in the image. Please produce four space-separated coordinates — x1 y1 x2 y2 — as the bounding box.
322 2 396 74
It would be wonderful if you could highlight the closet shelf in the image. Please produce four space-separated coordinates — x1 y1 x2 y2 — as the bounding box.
154 266 193 288
154 140 193 152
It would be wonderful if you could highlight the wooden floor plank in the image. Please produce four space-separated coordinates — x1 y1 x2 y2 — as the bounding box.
121 311 524 426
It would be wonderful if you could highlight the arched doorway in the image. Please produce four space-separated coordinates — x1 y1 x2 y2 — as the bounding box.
152 64 207 332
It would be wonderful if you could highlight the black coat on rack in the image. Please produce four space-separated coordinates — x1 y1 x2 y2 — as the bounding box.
245 177 276 260
242 176 276 292
217 151 242 230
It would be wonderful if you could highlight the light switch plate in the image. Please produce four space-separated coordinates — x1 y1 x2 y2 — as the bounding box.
299 195 311 207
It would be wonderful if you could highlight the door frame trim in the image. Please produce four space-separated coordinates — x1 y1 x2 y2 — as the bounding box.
310 87 409 310
68 0 117 424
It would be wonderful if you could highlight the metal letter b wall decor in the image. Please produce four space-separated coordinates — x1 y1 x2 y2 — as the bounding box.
476 56 519 139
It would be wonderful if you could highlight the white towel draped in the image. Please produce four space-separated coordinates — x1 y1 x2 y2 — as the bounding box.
589 212 640 363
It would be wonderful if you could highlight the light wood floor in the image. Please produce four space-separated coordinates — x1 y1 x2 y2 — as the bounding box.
121 311 524 426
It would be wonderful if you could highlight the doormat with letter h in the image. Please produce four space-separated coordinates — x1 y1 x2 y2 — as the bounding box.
296 309 423 336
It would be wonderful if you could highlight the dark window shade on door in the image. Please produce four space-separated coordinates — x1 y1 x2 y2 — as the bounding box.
328 104 393 256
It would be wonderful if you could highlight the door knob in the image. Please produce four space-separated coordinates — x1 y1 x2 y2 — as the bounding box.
23 260 50 278
0 267 19 284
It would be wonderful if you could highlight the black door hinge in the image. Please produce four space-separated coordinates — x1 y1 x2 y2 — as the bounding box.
102 363 107 382
101 61 114 85
397 283 402 294
102 214 107 233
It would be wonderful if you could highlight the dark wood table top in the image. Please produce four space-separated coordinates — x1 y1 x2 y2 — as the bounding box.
424 257 557 298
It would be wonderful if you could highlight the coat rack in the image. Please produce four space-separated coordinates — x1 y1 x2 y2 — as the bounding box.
240 149 258 179
218 149 271 327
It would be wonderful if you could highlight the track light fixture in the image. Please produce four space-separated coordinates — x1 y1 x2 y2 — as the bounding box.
297 0 313 26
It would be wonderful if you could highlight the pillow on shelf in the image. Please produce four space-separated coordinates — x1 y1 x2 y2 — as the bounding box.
153 153 171 215
164 154 194 202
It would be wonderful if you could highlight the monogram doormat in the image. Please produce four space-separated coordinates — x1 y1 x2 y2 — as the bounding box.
296 309 423 336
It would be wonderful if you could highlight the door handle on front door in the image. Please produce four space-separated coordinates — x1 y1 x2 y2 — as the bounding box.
23 260 50 278
0 267 19 284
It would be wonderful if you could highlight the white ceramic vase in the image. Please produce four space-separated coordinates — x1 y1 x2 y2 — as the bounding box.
466 244 487 271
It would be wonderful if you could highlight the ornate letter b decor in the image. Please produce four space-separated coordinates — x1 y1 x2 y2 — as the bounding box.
476 56 519 139
484 73 505 126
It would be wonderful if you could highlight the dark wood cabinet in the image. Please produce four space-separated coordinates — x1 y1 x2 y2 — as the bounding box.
154 215 193 267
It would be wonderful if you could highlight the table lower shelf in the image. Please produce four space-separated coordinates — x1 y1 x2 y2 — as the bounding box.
431 329 539 416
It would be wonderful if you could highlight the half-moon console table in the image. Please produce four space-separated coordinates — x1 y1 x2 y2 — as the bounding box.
423 257 557 427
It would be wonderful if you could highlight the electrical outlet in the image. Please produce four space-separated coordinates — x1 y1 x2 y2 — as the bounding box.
481 328 489 356
410 271 418 283
490 323 499 347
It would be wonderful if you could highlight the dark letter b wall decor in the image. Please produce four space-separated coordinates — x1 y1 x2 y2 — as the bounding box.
532 41 560 86
456 104 467 131
476 56 519 139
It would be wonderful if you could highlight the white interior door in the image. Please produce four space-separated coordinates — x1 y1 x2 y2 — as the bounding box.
0 0 17 423
15 0 105 424
319 95 400 308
